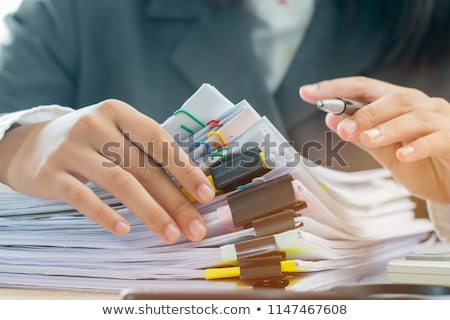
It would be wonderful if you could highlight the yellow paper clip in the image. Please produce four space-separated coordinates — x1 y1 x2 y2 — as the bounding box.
207 131 227 148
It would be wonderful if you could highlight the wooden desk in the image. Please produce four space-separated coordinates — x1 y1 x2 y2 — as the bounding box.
0 288 119 300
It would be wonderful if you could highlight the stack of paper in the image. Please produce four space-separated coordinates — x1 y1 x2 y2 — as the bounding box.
0 84 435 293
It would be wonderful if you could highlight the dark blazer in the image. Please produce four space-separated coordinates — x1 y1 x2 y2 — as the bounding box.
1 0 449 170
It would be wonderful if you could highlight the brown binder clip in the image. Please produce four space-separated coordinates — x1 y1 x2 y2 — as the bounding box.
227 174 307 236
235 235 286 280
239 254 286 280
235 234 279 260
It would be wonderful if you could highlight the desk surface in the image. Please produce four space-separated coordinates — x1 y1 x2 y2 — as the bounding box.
0 288 119 300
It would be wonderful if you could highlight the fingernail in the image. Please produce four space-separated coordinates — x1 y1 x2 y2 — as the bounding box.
363 128 382 140
301 83 318 93
399 146 415 157
196 183 215 202
114 221 130 236
337 119 358 135
189 219 207 240
164 223 180 243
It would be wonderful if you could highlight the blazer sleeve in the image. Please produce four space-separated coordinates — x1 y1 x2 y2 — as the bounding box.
0 0 78 113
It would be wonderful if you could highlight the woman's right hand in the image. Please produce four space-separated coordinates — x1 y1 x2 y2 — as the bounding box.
0 99 215 243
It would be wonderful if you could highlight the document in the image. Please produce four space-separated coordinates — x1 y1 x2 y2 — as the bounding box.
0 84 435 293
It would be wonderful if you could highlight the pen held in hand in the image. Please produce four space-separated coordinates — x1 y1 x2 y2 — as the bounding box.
316 98 365 115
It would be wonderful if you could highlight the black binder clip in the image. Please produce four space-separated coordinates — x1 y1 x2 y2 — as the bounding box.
209 147 271 193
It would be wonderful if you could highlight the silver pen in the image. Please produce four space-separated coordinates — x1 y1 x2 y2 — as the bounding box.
316 98 365 115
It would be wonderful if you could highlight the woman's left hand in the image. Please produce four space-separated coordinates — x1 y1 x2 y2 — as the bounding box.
300 76 450 204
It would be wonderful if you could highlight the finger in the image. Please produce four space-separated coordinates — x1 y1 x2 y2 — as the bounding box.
299 76 400 104
325 110 404 174
67 148 182 244
76 116 207 241
99 100 215 204
102 133 207 241
136 158 207 242
359 111 449 148
396 131 450 162
54 173 130 236
325 113 349 133
335 91 430 140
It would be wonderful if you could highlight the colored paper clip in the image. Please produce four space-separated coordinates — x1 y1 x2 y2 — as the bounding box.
207 131 227 149
210 146 228 160
194 141 211 157
174 109 206 135
209 147 271 193
227 174 307 231
207 119 222 129
258 151 270 169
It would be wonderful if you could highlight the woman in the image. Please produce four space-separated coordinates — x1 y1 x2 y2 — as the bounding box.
0 0 449 242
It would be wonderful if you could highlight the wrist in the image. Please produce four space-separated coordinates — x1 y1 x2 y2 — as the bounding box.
0 123 41 186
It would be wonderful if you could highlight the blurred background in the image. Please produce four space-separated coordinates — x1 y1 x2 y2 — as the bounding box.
0 0 21 43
